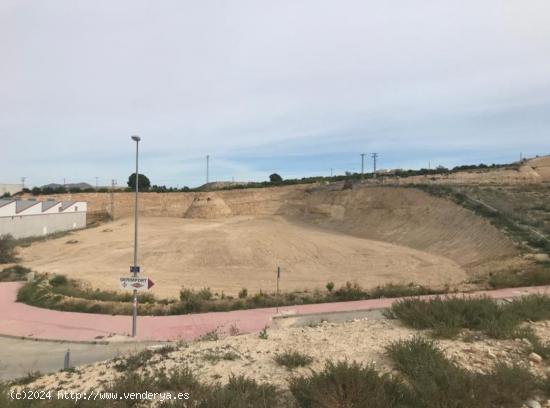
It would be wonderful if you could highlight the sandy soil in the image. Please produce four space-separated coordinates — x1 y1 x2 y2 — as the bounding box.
18 216 467 298
26 318 550 396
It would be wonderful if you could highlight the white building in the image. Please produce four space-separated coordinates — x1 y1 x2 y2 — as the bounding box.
0 199 87 239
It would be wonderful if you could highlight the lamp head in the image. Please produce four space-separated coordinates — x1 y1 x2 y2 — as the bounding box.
131 135 141 142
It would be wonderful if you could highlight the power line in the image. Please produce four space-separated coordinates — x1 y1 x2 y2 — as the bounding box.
360 153 367 178
110 179 117 220
371 153 378 178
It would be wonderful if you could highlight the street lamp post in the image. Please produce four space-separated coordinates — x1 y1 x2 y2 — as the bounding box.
131 135 141 337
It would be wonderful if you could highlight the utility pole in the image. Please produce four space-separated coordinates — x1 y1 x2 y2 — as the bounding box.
371 153 378 178
130 135 141 337
361 153 367 178
330 168 333 177
206 155 210 184
21 177 26 190
276 266 281 314
95 177 99 190
110 179 117 220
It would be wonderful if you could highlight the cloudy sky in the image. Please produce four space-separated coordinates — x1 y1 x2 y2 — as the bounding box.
1 1 550 187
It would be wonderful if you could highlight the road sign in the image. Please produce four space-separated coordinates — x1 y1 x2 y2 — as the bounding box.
130 266 140 273
120 277 154 291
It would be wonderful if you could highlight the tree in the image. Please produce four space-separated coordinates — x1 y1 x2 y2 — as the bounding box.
269 173 283 183
127 173 151 190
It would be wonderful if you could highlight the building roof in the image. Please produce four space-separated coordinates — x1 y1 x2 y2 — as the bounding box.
0 199 14 209
15 200 40 213
41 201 59 211
59 201 76 211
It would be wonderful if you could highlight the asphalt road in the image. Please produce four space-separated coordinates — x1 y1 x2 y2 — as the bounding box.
0 337 160 381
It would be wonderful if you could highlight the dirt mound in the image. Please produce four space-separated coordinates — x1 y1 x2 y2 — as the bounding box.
184 194 233 219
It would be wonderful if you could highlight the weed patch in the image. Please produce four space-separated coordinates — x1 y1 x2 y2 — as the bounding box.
385 295 549 339
289 360 413 408
0 235 17 263
386 336 541 408
0 265 30 282
274 351 313 369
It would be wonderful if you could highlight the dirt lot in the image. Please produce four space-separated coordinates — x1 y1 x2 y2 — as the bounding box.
18 216 467 298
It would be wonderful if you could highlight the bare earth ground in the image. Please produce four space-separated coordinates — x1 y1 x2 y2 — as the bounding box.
26 318 550 405
18 216 467 298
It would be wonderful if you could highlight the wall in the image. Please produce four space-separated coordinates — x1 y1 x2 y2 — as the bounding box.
0 212 86 239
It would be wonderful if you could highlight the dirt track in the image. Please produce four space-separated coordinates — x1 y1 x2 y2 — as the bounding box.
19 216 467 298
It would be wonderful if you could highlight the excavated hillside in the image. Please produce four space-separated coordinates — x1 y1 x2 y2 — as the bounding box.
38 184 518 269
17 183 522 298
291 186 517 268
16 158 550 297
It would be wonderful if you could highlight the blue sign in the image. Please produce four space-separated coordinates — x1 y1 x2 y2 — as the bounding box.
130 266 140 273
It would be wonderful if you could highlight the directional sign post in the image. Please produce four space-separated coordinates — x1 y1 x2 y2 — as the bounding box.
130 135 141 338
120 277 155 291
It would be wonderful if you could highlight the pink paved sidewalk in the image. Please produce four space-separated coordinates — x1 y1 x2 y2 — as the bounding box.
0 282 548 343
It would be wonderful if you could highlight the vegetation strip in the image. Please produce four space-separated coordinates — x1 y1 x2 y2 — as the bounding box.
15 273 442 316
386 294 550 357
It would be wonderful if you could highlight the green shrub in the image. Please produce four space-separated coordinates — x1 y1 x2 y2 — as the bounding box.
333 281 366 301
0 234 16 263
489 269 550 288
386 337 540 408
385 296 523 339
370 283 439 298
505 294 550 321
238 288 248 298
203 350 240 363
325 281 334 292
199 375 279 408
12 371 42 386
0 265 30 282
114 349 154 372
49 275 68 286
289 360 413 408
274 351 313 369
258 326 268 340
179 287 195 302
199 329 219 341
197 287 213 300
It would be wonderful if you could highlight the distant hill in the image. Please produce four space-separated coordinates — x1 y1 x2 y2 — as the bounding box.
41 182 94 190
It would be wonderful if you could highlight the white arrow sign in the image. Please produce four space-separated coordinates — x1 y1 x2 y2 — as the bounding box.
120 277 155 291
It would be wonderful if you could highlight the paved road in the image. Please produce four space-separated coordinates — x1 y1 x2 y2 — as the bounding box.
0 337 158 381
0 282 548 343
